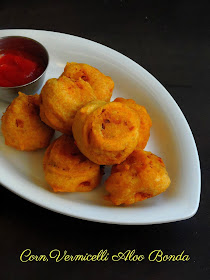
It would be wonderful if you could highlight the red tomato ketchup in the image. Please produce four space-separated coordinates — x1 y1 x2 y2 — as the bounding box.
0 50 45 87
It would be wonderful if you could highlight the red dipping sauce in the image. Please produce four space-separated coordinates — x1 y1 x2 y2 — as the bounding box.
0 50 45 87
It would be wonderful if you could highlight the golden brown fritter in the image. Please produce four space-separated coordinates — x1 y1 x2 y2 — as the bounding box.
72 100 140 165
1 92 54 151
61 62 114 102
114 98 152 149
43 134 102 192
105 149 171 205
39 76 96 134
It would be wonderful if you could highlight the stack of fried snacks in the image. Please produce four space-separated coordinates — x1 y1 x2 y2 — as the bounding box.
1 62 171 205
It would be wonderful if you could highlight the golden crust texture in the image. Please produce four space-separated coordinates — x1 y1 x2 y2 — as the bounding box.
105 149 171 205
1 92 54 151
39 76 96 134
62 62 114 102
72 100 140 165
43 134 102 192
114 98 152 149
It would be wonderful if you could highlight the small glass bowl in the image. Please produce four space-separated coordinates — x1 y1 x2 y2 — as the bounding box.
0 36 49 103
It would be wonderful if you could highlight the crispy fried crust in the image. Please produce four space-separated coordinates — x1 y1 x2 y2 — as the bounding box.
61 62 114 102
114 98 152 149
43 134 102 192
105 149 171 205
72 100 140 165
39 76 96 134
1 92 54 151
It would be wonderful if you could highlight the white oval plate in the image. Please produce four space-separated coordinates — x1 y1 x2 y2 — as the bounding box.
0 29 201 225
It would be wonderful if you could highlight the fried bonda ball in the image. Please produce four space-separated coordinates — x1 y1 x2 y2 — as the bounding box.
105 149 171 205
114 98 152 149
61 62 114 102
40 76 96 134
1 92 54 151
43 134 102 192
72 100 140 165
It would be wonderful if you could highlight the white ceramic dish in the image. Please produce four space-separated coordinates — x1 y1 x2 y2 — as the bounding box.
0 29 201 225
